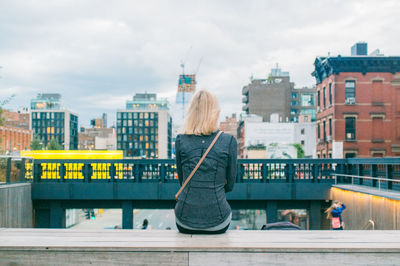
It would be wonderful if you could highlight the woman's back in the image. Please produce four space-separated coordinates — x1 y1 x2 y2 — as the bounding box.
174 130 237 229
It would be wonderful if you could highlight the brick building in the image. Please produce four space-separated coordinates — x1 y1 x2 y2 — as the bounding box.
0 126 31 152
219 114 238 139
312 43 400 158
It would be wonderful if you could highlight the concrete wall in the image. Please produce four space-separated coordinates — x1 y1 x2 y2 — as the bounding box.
330 187 400 230
0 183 33 228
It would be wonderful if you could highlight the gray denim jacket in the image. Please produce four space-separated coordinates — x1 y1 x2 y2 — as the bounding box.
174 130 237 229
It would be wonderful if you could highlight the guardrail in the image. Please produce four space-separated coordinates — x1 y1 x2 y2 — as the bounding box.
5 157 400 189
0 156 33 184
26 158 345 183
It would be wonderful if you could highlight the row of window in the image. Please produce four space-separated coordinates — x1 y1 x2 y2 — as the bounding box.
317 83 334 108
317 117 355 141
32 112 65 119
117 112 158 120
117 119 158 127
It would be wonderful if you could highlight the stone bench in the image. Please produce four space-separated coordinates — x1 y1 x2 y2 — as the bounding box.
1 228 400 265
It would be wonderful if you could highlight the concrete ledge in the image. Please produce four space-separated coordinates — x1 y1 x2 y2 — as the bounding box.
1 229 400 265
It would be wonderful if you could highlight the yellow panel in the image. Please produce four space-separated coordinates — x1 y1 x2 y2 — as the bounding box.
21 150 123 160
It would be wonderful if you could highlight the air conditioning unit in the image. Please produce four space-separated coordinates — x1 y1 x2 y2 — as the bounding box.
327 136 332 142
345 97 356 105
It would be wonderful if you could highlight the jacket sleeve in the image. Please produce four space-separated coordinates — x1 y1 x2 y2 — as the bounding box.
331 207 343 215
225 136 237 192
175 135 183 186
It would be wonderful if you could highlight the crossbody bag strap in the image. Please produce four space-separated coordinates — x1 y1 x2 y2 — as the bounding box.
175 131 223 201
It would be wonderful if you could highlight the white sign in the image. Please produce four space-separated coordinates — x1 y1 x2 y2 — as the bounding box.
332 141 343 158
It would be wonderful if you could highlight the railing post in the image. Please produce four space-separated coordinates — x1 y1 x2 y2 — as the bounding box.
261 163 268 183
60 163 65 183
312 164 319 183
386 165 393 190
6 157 11 183
357 164 363 186
370 164 377 188
19 158 26 182
160 164 166 183
109 163 116 182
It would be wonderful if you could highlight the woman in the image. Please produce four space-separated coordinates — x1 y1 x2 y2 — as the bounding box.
174 90 237 234
325 200 346 230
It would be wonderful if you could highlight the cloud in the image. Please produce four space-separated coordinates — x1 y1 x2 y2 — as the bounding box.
0 0 399 125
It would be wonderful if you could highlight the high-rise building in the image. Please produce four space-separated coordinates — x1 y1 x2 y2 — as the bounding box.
117 93 172 158
312 43 400 158
242 67 316 122
30 93 78 150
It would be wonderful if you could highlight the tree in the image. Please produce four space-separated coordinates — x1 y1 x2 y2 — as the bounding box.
47 138 63 150
30 135 44 150
292 143 305 158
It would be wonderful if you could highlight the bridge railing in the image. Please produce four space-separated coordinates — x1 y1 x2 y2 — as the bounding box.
0 156 33 184
25 158 347 183
334 157 400 191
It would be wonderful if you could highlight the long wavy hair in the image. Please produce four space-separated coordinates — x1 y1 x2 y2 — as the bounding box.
183 90 220 135
325 200 339 219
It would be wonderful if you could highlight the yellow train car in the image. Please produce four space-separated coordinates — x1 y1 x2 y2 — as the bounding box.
21 150 123 180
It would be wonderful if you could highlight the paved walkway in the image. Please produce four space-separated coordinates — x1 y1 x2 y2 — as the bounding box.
334 184 400 201
1 229 400 265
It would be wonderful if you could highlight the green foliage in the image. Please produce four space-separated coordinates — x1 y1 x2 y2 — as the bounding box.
30 135 44 150
0 108 4 126
46 138 63 150
247 144 266 150
292 143 305 158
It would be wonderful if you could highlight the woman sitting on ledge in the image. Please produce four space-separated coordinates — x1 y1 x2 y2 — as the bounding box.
174 90 237 234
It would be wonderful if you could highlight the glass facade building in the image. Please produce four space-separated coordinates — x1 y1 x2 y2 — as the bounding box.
30 94 78 150
117 93 172 158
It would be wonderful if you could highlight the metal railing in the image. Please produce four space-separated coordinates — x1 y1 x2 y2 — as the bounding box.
0 155 33 184
27 158 343 183
332 173 400 191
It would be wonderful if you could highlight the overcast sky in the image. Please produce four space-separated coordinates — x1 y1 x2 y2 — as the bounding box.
0 0 399 126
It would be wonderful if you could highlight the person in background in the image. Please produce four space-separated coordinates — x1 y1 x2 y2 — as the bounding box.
141 219 152 230
325 200 346 230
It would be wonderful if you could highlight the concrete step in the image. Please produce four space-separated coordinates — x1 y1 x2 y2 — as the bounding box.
1 229 400 265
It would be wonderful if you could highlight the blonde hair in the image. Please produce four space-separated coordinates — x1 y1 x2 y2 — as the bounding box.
325 200 339 219
183 90 220 135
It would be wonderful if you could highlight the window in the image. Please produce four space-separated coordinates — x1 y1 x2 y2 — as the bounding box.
301 140 305 145
329 118 332 136
345 117 356 140
323 87 326 108
345 80 356 100
291 101 298 106
291 92 298 99
323 121 326 140
329 83 333 105
345 152 356 158
301 129 305 135
317 123 320 139
317 91 320 107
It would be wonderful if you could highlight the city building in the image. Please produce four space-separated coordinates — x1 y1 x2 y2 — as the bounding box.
312 43 400 158
219 113 238 139
242 67 316 122
117 93 172 158
2 108 30 130
78 127 116 150
237 114 316 158
90 113 107 128
30 93 78 150
0 126 31 153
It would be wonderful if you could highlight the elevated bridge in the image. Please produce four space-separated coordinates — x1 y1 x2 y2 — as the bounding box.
3 157 400 229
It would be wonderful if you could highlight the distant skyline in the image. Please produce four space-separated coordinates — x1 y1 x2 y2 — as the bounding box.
0 0 399 126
